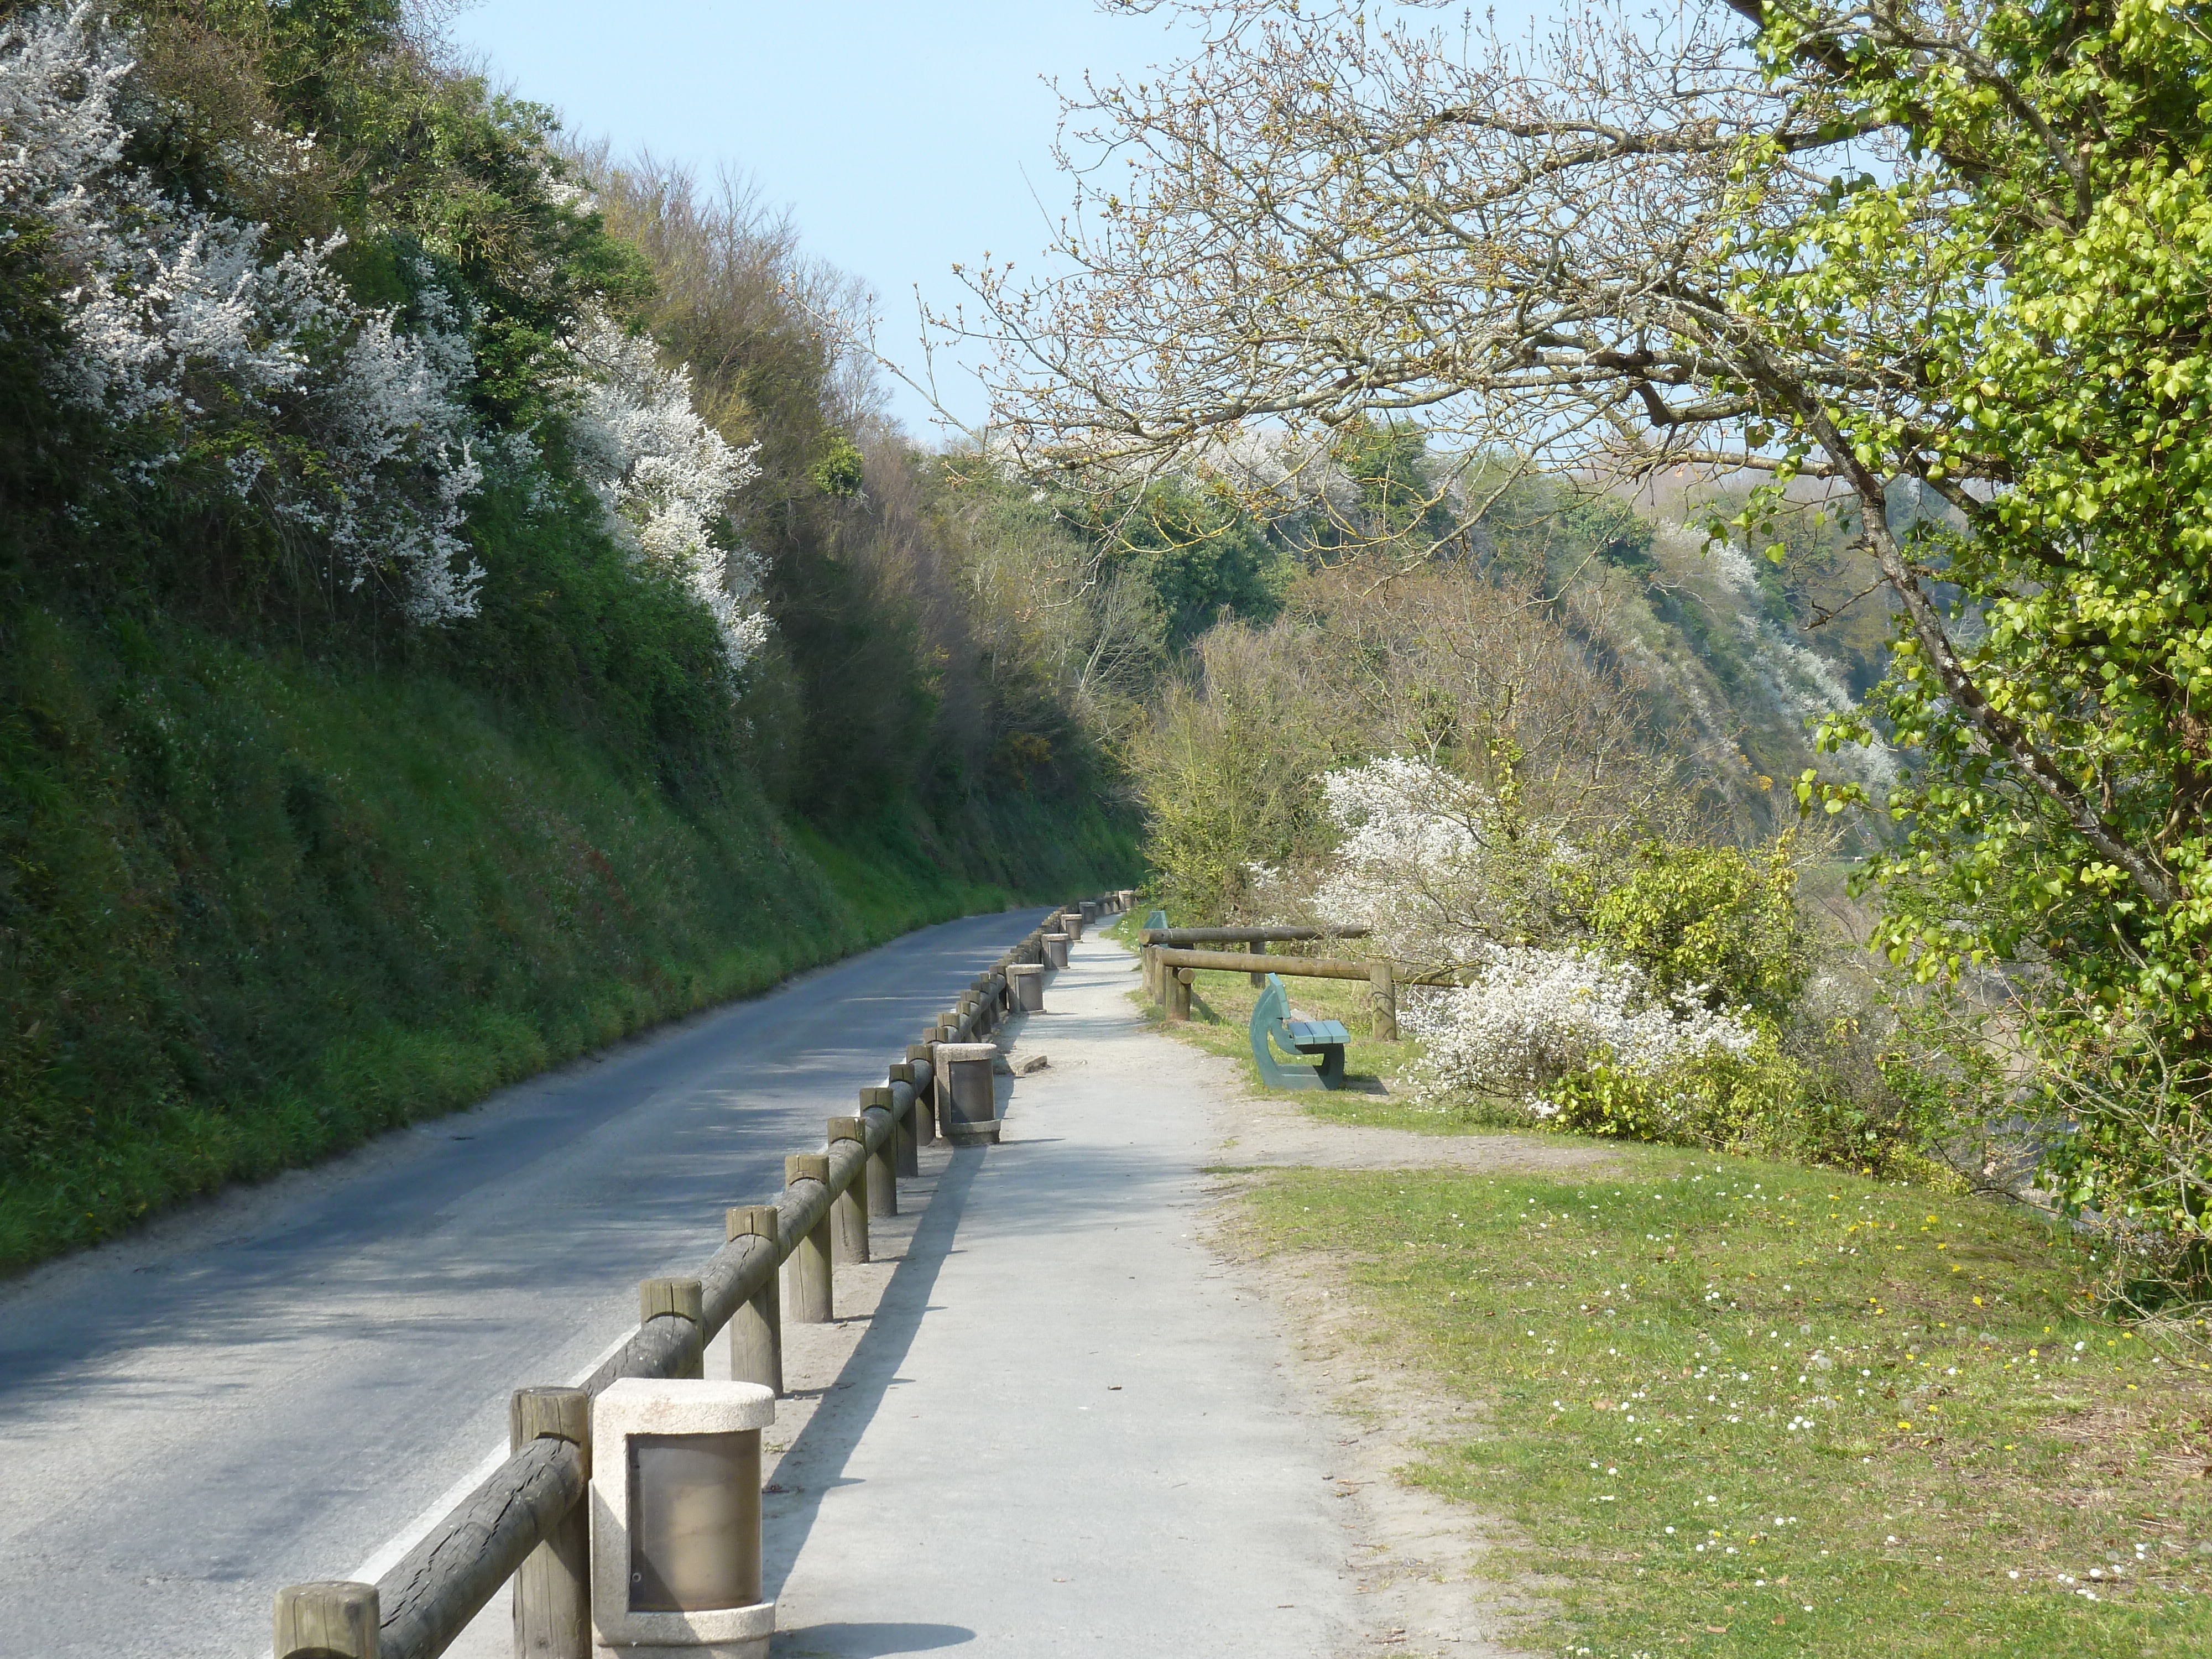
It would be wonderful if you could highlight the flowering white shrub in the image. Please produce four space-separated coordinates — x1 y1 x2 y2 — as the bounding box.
1307 754 1493 962
1 4 485 621
1283 754 1762 1113
566 310 767 670
1405 947 1760 1112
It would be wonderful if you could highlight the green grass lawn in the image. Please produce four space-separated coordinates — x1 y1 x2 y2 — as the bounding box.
1235 1155 2212 1656
1108 920 2212 1651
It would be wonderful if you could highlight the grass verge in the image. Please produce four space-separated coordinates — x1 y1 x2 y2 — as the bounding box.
1234 1152 2212 1657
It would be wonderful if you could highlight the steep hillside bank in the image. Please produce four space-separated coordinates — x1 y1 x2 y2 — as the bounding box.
0 606 1133 1275
0 3 1144 1276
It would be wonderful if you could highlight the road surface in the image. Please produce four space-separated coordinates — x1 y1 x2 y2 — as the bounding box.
0 910 1038 1659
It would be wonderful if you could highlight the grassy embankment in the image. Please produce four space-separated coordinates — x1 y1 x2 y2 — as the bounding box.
1 611 1134 1275
1119 921 2212 1655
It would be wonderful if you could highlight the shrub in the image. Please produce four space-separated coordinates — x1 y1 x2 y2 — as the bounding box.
1405 946 1760 1102
1592 838 1813 1021
1545 1029 1955 1184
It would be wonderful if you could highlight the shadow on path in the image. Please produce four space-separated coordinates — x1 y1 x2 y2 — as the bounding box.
774 1624 975 1657
761 1144 988 1601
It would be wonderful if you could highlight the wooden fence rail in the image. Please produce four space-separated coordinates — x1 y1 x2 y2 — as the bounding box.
1135 926 1369 946
275 889 1135 1659
1140 938 1465 1042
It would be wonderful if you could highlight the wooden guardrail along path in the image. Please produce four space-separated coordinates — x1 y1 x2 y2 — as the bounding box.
273 890 1135 1659
1135 926 1369 946
1138 925 1468 1044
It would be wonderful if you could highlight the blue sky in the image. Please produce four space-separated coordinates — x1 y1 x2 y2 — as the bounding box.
446 2 1194 439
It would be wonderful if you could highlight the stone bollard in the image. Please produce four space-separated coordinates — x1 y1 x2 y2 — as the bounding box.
1009 962 1045 1013
275 1582 378 1659
934 1042 1001 1145
725 1207 782 1395
1044 931 1070 969
511 1386 591 1658
1081 900 1099 927
1063 908 1085 941
589 1379 776 1658
785 1155 833 1323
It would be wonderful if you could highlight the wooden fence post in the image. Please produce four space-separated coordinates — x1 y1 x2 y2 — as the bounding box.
1168 966 1193 1022
275 1582 378 1659
905 1046 936 1150
828 1117 869 1263
860 1087 898 1218
638 1277 704 1379
889 1065 920 1175
786 1154 833 1322
725 1206 782 1395
1369 963 1399 1041
510 1387 590 1659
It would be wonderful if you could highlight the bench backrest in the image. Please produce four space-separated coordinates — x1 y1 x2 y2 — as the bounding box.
1248 973 1327 1092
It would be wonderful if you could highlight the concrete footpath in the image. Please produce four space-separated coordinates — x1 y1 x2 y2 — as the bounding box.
760 927 1361 1658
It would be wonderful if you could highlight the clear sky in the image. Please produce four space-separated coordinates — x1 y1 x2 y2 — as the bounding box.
444 1 1196 440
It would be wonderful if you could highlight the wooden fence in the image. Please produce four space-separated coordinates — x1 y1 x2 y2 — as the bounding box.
1136 924 1458 1042
272 891 1136 1659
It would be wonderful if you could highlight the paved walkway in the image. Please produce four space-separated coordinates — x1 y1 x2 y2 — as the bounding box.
760 929 1359 1657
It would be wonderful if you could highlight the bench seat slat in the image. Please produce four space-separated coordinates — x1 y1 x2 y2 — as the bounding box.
1286 1019 1350 1046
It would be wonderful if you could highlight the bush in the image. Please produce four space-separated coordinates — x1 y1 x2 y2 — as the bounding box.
1546 1029 1957 1185
1591 837 1812 1021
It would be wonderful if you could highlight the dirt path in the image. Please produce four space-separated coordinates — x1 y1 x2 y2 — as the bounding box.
1164 997 1621 1657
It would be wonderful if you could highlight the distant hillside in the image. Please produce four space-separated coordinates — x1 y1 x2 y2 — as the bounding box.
1551 473 1904 840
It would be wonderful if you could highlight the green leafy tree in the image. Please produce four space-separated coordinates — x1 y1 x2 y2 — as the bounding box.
1107 483 1288 649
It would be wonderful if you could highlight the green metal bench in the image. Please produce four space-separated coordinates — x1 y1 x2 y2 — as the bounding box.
1248 973 1349 1091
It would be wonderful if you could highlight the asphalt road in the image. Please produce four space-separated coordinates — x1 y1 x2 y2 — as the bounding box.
0 909 1043 1659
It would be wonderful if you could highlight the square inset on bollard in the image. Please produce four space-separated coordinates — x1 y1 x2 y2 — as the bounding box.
591 1378 776 1656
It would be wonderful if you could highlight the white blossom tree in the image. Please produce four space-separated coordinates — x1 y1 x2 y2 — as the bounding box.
565 310 768 671
3 4 487 623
